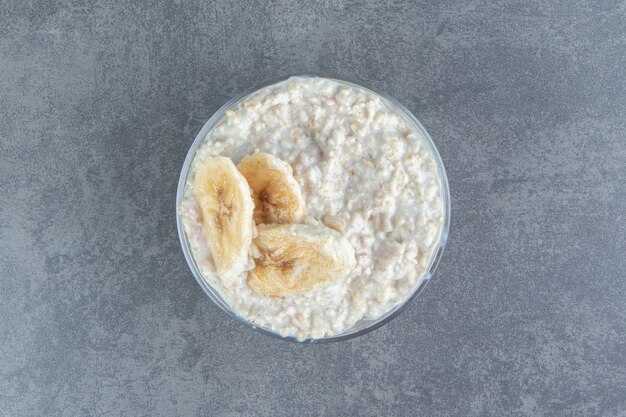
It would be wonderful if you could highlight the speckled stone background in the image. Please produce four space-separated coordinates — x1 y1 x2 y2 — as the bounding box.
1 1 625 416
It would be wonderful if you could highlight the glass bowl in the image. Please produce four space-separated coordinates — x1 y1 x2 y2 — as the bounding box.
176 74 450 343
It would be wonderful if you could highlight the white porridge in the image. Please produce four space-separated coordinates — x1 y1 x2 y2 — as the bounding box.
178 76 445 340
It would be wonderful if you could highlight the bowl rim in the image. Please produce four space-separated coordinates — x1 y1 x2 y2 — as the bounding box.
176 73 451 343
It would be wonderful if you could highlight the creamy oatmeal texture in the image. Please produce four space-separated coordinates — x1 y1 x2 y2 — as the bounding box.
179 76 445 340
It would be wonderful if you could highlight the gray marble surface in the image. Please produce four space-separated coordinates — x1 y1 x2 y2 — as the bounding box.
1 1 625 416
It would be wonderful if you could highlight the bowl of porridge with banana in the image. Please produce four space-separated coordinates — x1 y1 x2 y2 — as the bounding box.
176 75 449 342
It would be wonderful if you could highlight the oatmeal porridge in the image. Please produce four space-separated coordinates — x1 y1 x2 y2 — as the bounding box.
177 76 446 340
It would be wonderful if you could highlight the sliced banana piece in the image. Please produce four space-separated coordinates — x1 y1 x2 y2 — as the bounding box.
193 156 255 285
237 152 305 224
247 224 356 298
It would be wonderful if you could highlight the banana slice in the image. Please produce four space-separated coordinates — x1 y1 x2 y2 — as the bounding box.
193 156 255 285
237 152 305 224
247 224 356 298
